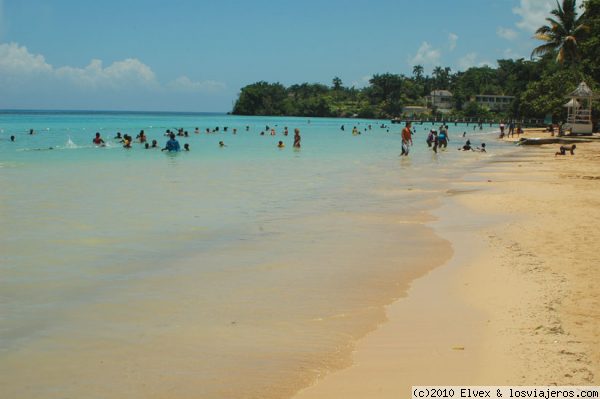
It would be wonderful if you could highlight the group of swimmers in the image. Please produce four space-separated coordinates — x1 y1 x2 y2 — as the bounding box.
422 123 486 154
87 126 302 152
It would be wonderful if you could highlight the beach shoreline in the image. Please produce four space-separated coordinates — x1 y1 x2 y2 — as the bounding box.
292 140 600 398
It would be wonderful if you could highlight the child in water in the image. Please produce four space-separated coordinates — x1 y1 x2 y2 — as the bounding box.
277 141 285 148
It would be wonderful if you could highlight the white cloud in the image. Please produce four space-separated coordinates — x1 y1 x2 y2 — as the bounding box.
448 33 458 51
457 53 495 70
513 0 555 32
0 42 52 75
168 76 226 93
56 58 158 89
497 27 518 40
0 42 225 95
458 53 478 70
503 48 524 59
350 75 371 89
410 42 441 66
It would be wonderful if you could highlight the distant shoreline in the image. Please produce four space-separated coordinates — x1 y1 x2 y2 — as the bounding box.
0 109 229 116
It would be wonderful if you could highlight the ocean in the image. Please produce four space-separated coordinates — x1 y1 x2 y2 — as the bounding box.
0 111 506 398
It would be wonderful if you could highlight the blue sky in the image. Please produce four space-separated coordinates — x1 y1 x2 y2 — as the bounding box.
0 0 568 112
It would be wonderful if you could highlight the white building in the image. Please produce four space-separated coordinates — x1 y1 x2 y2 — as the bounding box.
472 95 515 111
426 90 453 113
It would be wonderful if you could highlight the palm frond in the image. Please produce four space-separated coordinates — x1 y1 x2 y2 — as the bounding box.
531 43 557 59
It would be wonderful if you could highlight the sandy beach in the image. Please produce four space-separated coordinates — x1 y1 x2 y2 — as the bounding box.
293 137 600 398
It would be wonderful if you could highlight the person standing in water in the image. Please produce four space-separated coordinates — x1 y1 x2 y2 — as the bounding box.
162 133 180 152
293 128 301 148
401 122 413 156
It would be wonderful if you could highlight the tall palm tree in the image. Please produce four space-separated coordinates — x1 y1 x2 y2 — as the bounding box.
531 0 588 64
412 65 424 82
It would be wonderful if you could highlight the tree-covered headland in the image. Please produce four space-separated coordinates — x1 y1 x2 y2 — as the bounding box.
232 0 599 125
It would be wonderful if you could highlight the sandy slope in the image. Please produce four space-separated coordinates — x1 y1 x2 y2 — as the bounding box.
293 141 600 398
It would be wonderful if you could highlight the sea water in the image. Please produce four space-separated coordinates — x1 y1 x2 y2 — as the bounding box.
0 111 505 398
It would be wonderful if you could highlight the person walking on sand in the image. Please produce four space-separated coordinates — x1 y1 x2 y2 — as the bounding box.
293 128 301 148
401 122 413 156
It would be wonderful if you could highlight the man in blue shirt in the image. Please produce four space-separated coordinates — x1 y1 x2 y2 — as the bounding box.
162 133 180 152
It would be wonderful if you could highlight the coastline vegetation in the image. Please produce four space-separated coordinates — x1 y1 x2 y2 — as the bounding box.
232 0 599 124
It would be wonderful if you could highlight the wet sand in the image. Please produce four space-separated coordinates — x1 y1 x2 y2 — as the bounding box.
293 141 600 398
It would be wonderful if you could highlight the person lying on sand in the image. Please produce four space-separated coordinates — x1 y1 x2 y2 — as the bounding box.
555 144 576 156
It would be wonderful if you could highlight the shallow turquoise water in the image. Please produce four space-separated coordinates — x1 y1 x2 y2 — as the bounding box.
0 111 505 398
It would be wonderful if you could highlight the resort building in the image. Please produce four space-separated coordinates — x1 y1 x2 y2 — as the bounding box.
472 94 515 111
402 105 430 116
426 90 453 113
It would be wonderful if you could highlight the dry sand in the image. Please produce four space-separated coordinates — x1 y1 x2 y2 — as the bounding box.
293 140 600 398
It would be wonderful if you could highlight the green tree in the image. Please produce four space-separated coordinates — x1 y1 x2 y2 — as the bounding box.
432 66 452 89
412 65 424 82
332 76 343 90
232 81 290 116
579 0 600 82
531 0 588 64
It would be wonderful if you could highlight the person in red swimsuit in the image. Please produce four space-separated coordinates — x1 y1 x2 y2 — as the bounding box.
92 132 105 146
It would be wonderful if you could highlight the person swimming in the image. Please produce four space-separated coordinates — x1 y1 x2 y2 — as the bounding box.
277 141 285 148
184 143 190 151
93 132 105 146
123 135 132 148
145 143 150 149
219 141 226 147
10 135 15 142
460 140 472 151
151 139 158 148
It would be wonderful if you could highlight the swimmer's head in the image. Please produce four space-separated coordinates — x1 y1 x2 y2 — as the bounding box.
184 143 190 151
145 143 150 149
10 135 15 141
95 132 100 137
219 141 224 146
170 133 175 139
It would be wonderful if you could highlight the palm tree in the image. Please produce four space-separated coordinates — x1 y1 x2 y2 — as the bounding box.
531 0 588 64
332 76 343 90
412 65 424 82
432 66 451 89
